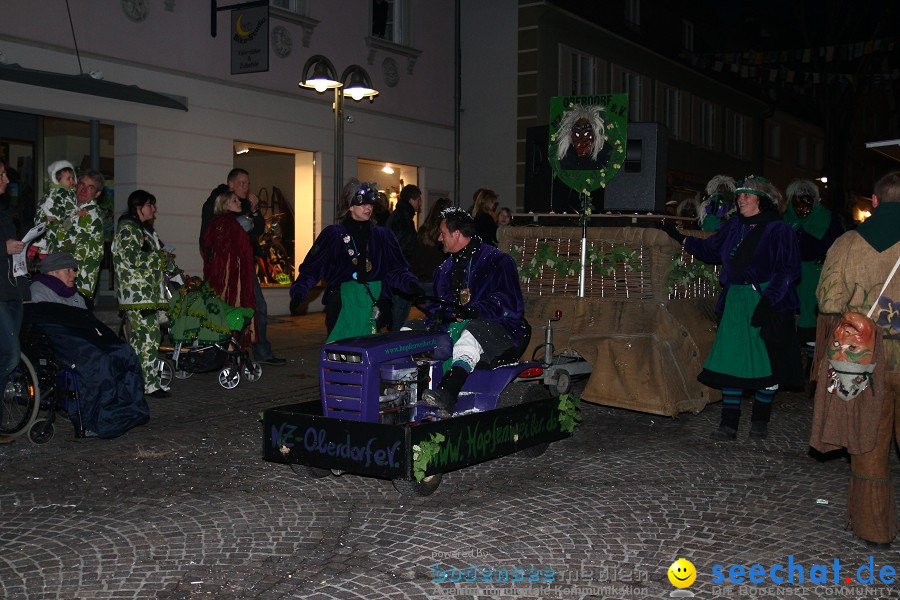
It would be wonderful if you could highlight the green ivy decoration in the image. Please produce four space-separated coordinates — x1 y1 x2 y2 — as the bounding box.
557 393 583 433
508 242 642 284
412 433 445 482
666 253 719 293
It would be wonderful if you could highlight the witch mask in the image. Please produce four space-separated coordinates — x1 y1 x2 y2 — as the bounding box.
826 311 877 401
571 119 595 157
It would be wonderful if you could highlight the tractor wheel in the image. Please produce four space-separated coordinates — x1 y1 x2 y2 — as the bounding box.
392 474 442 497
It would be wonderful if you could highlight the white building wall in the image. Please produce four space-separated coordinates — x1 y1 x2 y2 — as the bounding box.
0 1 456 314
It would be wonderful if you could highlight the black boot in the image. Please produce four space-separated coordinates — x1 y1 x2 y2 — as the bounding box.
712 406 740 441
421 366 469 418
749 400 772 438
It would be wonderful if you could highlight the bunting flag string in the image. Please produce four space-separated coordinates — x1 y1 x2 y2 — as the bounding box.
690 36 896 68
685 48 900 93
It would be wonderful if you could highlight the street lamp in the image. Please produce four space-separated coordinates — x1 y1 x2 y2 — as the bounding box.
299 54 379 222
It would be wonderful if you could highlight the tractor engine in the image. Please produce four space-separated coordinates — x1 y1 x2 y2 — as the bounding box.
378 362 426 425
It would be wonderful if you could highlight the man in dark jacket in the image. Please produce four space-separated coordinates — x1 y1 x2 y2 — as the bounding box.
1 159 27 444
385 184 422 330
200 168 286 366
420 208 526 417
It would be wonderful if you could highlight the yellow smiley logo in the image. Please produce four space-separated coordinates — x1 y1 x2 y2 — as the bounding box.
667 558 696 588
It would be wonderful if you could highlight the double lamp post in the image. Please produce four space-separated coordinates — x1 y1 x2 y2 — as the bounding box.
298 55 379 222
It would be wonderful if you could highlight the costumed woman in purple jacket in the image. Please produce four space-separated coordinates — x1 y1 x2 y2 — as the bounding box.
289 182 423 342
663 175 802 440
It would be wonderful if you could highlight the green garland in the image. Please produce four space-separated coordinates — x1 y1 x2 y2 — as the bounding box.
666 253 719 293
508 242 642 283
412 433 445 482
557 393 583 433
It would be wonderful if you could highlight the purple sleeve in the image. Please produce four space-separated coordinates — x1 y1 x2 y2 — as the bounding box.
684 229 726 265
290 227 336 302
761 223 801 306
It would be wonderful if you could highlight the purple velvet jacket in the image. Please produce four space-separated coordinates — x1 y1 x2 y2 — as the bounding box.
429 241 525 342
290 223 419 305
684 214 801 314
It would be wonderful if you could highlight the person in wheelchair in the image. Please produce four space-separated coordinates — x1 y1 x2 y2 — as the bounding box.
26 252 149 438
420 207 528 417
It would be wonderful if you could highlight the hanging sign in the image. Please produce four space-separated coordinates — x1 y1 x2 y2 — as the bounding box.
231 5 269 74
549 94 628 194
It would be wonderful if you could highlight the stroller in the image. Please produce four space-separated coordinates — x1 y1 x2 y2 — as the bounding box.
164 279 263 389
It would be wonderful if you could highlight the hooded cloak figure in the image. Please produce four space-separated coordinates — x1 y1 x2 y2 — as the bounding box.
783 178 844 376
698 175 737 232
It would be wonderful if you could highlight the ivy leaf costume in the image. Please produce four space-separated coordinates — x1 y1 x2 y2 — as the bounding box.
112 215 177 394
40 189 105 299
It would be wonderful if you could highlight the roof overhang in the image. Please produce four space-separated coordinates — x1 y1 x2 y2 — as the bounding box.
0 63 188 112
865 139 900 162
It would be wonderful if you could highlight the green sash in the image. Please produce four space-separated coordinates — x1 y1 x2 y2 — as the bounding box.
797 260 823 329
328 280 382 343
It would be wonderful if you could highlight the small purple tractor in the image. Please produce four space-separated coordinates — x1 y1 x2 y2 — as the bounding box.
262 300 575 496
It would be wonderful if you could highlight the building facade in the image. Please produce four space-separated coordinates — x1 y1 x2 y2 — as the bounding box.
0 0 456 312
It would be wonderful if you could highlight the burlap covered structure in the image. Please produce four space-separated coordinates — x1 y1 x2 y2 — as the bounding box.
500 225 719 417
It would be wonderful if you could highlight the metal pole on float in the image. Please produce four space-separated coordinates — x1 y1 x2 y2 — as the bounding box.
578 192 588 298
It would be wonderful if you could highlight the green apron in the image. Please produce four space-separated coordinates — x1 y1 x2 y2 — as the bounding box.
796 260 822 329
703 284 771 380
327 280 382 343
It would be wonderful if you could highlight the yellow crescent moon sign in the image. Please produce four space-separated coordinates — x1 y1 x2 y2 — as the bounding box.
235 14 251 37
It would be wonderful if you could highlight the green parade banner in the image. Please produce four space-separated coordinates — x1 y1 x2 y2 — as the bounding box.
549 94 628 195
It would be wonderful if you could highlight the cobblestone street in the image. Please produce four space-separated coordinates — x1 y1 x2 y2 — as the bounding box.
2 313 899 599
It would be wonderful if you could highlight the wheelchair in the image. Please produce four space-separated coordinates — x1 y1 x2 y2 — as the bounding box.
0 334 86 444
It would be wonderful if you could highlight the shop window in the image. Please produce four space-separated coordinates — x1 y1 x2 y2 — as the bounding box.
233 143 316 287
357 158 418 225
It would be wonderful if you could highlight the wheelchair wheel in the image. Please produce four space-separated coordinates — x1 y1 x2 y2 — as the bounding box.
218 366 240 389
157 358 174 391
28 418 55 445
241 362 263 383
1 353 40 437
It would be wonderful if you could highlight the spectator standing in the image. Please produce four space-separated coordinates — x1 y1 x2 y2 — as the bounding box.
497 207 513 227
783 179 844 378
472 188 499 246
811 170 900 551
372 190 391 226
202 192 258 347
290 182 422 342
41 170 106 300
420 208 527 417
201 169 285 366
663 175 802 440
113 190 181 399
410 197 452 296
0 158 26 444
386 184 423 330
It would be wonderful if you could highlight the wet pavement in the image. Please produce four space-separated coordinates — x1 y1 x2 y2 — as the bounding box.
2 312 899 599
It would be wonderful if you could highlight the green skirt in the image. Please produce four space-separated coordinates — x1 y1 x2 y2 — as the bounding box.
700 284 773 388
